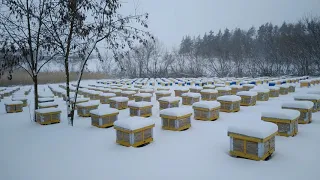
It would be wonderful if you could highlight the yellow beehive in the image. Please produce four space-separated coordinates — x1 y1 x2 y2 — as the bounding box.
35 107 61 125
237 91 257 106
300 80 311 88
288 84 296 93
90 108 119 128
114 117 155 147
190 86 203 93
76 101 100 117
181 92 201 105
11 96 28 107
217 95 241 113
133 93 152 102
121 91 136 100
174 88 189 97
200 89 218 101
261 109 299 137
230 85 243 95
294 94 320 112
158 97 180 110
38 102 59 109
155 91 171 100
228 122 277 161
5 101 23 113
99 93 116 104
109 97 129 110
193 101 220 121
250 89 270 101
282 101 313 124
242 84 255 91
216 87 232 97
160 107 192 131
279 85 289 95
268 87 280 98
128 101 153 117
70 97 90 105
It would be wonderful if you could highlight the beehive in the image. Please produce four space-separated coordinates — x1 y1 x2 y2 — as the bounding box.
133 93 152 102
237 91 257 106
128 101 153 117
279 84 289 95
190 86 203 93
160 107 192 131
158 97 180 110
99 93 116 104
109 97 129 110
200 89 218 101
216 87 232 97
242 84 255 91
217 95 241 113
157 87 170 91
90 108 119 128
35 108 61 125
203 85 215 90
281 101 313 124
109 89 122 96
268 87 280 98
121 91 136 100
5 101 23 113
230 85 243 95
250 88 270 101
228 122 277 161
70 97 90 105
126 88 140 93
38 97 54 103
11 96 28 107
87 90 100 100
114 117 155 147
288 84 296 93
181 92 201 105
76 101 100 117
155 91 171 100
300 80 311 88
193 101 220 121
261 109 300 137
139 88 154 95
38 102 59 109
294 94 320 112
174 87 189 97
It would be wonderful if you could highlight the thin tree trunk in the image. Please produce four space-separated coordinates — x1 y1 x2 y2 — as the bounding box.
33 75 38 122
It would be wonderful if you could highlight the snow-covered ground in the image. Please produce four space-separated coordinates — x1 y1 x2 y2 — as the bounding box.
1 81 320 180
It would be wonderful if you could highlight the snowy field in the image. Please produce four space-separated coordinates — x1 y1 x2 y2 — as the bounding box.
1 80 320 180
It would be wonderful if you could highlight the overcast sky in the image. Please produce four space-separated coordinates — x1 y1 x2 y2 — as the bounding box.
122 0 320 48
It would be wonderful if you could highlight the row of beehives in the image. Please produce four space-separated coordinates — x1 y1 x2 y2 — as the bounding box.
2 87 32 113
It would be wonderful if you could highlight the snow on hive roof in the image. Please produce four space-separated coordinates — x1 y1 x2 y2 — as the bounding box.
140 88 154 92
158 97 180 102
121 91 136 95
38 98 54 102
90 108 119 116
175 87 189 91
38 102 58 107
282 101 314 109
5 101 23 105
243 84 255 87
160 107 192 117
157 87 170 90
216 87 231 91
277 84 289 88
87 90 100 95
190 86 203 90
155 91 171 95
12 96 27 101
294 94 320 100
70 98 90 103
228 121 278 139
250 88 270 93
109 89 122 93
230 85 242 89
203 85 215 88
200 89 218 93
128 101 153 107
217 95 241 102
100 93 116 97
133 93 152 98
181 92 201 98
307 90 320 95
193 101 221 109
236 91 258 96
114 117 155 131
109 97 129 102
300 80 311 83
215 83 225 87
77 100 100 107
35 107 61 114
261 109 300 120
268 86 280 90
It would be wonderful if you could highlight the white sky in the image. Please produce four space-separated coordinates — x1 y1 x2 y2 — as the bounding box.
122 0 320 48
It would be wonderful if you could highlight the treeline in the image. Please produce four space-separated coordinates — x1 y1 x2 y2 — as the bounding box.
115 16 320 78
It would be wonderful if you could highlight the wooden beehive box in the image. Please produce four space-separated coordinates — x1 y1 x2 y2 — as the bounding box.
250 89 270 101
5 101 23 113
11 96 28 107
261 109 299 137
230 85 243 95
87 90 100 100
70 97 90 105
190 86 203 93
282 101 313 124
193 101 220 121
279 85 289 95
160 107 192 131
109 97 129 110
181 92 201 105
242 84 255 91
121 91 136 100
35 107 61 125
174 88 189 97
158 97 180 110
200 89 218 101
90 108 119 128
99 93 116 104
217 95 241 113
228 122 278 161
133 93 152 102
216 87 232 97
300 80 311 88
155 91 171 100
288 84 296 93
38 102 59 109
268 87 280 98
76 101 100 117
203 85 215 90
109 89 122 96
128 101 153 117
294 94 320 112
114 117 155 147
237 91 257 106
